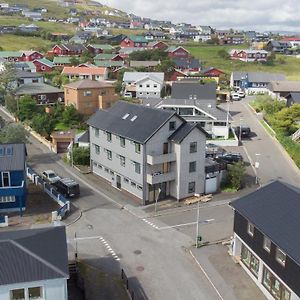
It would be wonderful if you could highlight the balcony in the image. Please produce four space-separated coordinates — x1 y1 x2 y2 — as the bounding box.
147 152 176 165
146 171 176 185
0 181 25 197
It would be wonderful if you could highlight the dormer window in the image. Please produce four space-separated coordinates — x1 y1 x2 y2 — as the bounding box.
276 248 286 266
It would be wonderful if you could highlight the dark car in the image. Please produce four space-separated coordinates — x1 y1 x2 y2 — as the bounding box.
235 126 251 138
216 152 243 164
53 177 80 198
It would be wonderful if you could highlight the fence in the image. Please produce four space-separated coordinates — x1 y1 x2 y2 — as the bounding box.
121 269 148 300
0 215 8 227
26 167 70 219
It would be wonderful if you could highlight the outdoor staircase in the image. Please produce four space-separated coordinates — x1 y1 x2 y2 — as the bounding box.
291 128 300 142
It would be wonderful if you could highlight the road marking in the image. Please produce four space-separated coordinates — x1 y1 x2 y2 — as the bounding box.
189 250 224 300
142 218 159 229
158 219 215 230
73 235 120 261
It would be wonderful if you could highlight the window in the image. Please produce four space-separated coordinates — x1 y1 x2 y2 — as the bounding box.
94 128 99 137
241 244 259 277
137 185 142 190
124 178 129 183
169 121 176 131
28 286 43 300
2 171 10 187
263 236 271 253
0 196 15 203
131 181 136 187
135 162 141 174
107 150 112 160
120 137 125 147
135 143 141 154
190 142 197 153
189 161 196 173
139 84 143 87
110 170 114 175
154 84 157 88
188 182 195 193
247 222 254 237
94 144 100 155
107 132 112 142
262 266 291 300
276 248 286 266
10 289 25 300
84 90 92 96
120 155 125 167
146 84 150 88
105 168 109 173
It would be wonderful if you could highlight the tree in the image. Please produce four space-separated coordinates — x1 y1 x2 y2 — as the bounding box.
217 49 229 59
266 52 276 65
52 74 70 87
72 146 90 165
0 63 17 94
4 94 18 114
0 123 29 143
17 95 39 121
31 113 56 138
226 162 246 190
62 105 82 126
155 59 175 74
69 56 80 66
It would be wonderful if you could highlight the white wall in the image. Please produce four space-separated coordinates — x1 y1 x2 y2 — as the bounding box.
0 278 68 300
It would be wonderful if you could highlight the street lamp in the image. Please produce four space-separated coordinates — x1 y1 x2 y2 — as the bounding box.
195 194 201 248
255 153 261 185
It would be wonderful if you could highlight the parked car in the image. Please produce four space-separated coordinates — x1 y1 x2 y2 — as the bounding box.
53 177 80 198
123 92 132 98
205 143 226 157
215 152 243 164
235 125 251 138
42 170 61 184
231 92 240 101
238 90 245 98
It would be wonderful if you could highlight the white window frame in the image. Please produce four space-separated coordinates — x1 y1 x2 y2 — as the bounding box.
1 171 10 187
247 222 254 237
263 236 271 253
0 196 15 203
275 247 286 266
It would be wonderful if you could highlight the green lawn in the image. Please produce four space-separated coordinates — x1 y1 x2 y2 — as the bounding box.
0 34 52 50
186 43 300 80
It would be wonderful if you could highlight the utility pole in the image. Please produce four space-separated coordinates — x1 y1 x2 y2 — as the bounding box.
195 194 200 248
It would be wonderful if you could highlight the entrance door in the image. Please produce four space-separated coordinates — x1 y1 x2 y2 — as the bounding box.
116 175 121 189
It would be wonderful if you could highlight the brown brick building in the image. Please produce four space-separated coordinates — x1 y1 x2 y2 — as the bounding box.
64 79 118 116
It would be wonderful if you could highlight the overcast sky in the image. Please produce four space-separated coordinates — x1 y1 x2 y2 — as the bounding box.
100 0 300 32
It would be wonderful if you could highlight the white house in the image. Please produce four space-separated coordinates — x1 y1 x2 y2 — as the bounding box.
123 72 164 98
0 226 69 300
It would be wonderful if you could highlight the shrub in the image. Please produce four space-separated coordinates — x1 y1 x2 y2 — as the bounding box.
72 146 90 165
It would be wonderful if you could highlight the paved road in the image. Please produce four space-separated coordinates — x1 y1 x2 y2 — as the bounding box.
222 98 300 187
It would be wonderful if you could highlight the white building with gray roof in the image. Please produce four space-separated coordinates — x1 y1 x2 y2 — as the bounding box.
123 72 164 98
87 101 208 205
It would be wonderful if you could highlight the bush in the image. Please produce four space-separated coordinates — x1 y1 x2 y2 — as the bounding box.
277 134 300 168
72 146 90 165
222 162 246 191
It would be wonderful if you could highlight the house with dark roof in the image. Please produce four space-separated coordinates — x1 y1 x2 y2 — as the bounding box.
267 81 300 99
230 181 300 300
15 70 44 86
87 101 208 205
0 143 27 213
14 83 64 105
173 58 201 74
285 92 300 107
0 226 69 299
142 81 232 140
120 35 148 48
230 71 286 94
51 43 87 56
266 40 291 53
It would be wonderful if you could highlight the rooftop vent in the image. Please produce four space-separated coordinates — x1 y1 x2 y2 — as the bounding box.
122 113 130 120
130 115 137 122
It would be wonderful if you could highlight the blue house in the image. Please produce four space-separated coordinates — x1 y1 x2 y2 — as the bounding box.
0 143 27 213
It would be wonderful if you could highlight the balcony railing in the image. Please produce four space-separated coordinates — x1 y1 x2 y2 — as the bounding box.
0 181 25 197
146 171 176 185
147 152 176 165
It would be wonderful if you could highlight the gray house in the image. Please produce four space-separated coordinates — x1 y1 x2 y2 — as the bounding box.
87 101 208 205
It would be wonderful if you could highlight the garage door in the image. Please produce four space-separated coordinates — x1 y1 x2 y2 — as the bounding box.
57 142 71 153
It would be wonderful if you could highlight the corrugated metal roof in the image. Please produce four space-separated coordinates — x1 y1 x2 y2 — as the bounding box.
171 82 216 100
0 226 69 285
230 181 300 266
0 143 26 171
15 83 63 95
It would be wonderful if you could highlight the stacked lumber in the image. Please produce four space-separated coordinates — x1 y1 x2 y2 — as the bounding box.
184 194 213 205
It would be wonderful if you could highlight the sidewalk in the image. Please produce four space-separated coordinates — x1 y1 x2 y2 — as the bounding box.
190 244 266 300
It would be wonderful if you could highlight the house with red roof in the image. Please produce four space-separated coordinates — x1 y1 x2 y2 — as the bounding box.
62 66 108 81
166 46 190 59
21 51 44 62
147 41 168 50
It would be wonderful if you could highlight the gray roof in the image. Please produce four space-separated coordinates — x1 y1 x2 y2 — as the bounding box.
0 143 26 171
153 98 230 121
15 70 43 79
230 181 300 266
168 122 209 143
129 61 160 68
287 92 300 103
173 58 201 69
77 130 90 143
15 83 63 95
232 71 286 83
123 72 164 84
87 101 176 144
171 82 216 100
0 226 69 285
268 81 300 93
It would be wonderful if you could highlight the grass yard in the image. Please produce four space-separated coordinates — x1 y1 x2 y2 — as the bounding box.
186 43 300 80
0 34 53 50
